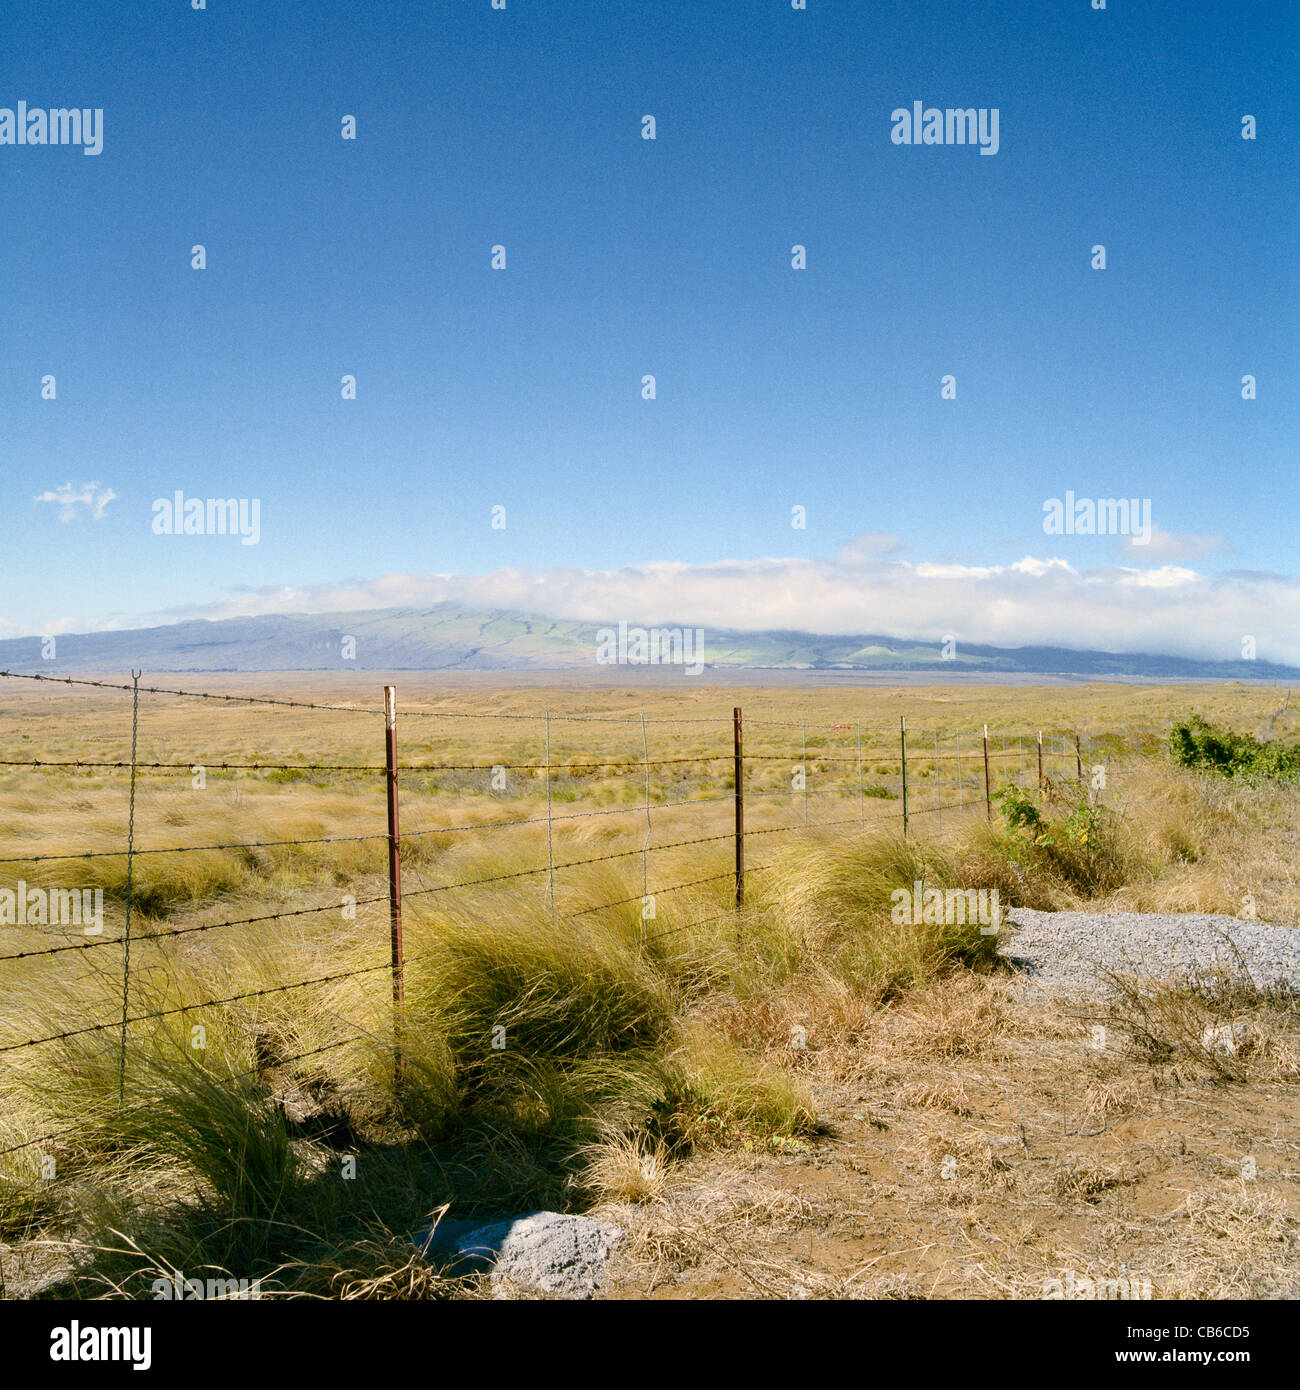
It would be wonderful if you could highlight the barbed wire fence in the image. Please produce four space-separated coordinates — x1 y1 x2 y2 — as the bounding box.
0 669 1100 1161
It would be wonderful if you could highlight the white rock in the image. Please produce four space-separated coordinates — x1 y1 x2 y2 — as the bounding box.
416 1210 622 1300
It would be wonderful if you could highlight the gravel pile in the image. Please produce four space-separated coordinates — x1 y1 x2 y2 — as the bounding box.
1000 908 1300 996
415 1211 622 1299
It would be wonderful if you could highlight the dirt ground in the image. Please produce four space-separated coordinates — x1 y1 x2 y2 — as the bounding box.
597 976 1300 1300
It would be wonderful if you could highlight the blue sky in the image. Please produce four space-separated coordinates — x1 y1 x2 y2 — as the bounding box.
3 0 1297 658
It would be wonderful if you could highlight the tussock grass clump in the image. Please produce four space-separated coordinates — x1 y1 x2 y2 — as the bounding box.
1052 1156 1129 1203
101 1049 299 1230
753 835 1002 1003
904 1128 1017 1197
0 1140 66 1240
1081 1076 1142 1118
659 833 1011 1082
399 891 821 1163
404 900 679 1143
576 1128 671 1204
299 1226 470 1300
661 1025 818 1151
898 1079 972 1115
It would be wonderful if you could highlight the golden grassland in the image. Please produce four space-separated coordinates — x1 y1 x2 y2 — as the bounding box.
0 674 1296 1299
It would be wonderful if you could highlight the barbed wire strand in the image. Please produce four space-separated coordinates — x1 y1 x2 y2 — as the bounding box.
0 959 398 1056
0 670 376 714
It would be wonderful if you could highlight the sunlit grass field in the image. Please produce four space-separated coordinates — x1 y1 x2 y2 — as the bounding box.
0 673 1296 1298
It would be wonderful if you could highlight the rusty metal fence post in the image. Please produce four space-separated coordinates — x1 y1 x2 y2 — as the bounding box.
1037 729 1044 796
733 706 744 908
900 715 909 837
117 670 141 1104
1075 732 1083 782
983 724 992 821
384 685 405 1088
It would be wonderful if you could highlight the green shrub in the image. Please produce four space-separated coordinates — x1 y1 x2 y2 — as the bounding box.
264 767 307 784
1168 715 1300 780
992 783 1131 898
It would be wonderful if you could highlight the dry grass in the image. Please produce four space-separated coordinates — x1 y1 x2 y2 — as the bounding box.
1 674 1297 1298
878 976 1018 1061
577 1129 672 1204
1094 964 1299 1084
607 976 1300 1301
1051 1155 1130 1202
897 1079 973 1115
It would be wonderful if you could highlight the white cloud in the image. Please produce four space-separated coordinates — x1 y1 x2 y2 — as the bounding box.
1112 565 1200 590
143 541 1300 667
0 615 83 640
33 481 117 522
1119 526 1227 561
835 532 906 563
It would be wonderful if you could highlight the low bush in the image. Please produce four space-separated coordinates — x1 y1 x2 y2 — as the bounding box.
1169 715 1300 780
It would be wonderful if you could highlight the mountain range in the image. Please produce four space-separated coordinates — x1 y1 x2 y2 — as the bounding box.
0 605 1293 681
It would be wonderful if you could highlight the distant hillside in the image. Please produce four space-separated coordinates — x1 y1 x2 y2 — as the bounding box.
1 609 598 674
0 605 1294 680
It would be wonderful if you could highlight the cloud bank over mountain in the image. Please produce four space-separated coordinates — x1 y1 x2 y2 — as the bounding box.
130 544 1297 668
